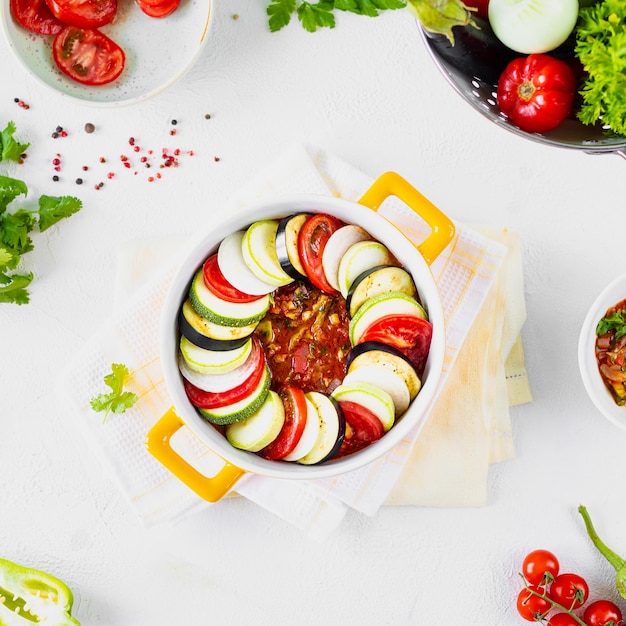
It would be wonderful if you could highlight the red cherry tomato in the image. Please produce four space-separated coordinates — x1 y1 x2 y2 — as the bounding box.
135 0 180 18
203 255 264 303
45 0 116 28
334 400 384 458
359 314 432 374
517 586 552 622
547 613 579 626
183 341 265 409
52 26 125 86
10 0 64 34
583 599 623 626
297 214 343 294
461 0 489 19
259 386 308 460
522 549 560 586
549 573 589 611
497 54 577 134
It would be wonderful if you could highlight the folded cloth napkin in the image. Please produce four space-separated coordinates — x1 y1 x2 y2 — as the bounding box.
56 144 530 540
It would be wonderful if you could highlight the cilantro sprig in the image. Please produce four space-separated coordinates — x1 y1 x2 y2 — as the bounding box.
0 121 30 163
267 0 406 33
596 309 626 341
90 364 139 423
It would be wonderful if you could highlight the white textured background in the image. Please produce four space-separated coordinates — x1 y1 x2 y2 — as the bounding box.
2 1 626 624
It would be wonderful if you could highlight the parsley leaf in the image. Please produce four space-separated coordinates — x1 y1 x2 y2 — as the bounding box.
597 310 626 341
0 175 28 214
1 210 35 258
268 0 296 31
298 1 335 31
90 363 139 423
37 195 82 232
0 122 29 163
0 272 33 305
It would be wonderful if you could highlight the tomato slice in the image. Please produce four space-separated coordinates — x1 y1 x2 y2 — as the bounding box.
183 340 265 409
10 0 64 34
52 26 125 86
258 386 308 460
297 214 343 294
334 400 384 458
136 0 180 17
45 0 116 29
359 314 432 374
202 255 264 304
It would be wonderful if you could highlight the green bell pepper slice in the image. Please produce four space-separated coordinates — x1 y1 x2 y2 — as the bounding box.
0 557 80 625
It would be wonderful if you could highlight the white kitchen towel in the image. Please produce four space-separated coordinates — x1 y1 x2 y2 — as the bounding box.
56 144 514 539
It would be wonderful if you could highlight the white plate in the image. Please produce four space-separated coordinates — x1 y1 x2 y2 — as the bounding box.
578 272 626 431
0 0 212 106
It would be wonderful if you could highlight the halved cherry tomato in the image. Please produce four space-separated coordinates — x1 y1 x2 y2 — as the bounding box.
258 386 308 460
583 599 623 626
522 549 560 587
297 214 343 294
183 341 265 409
52 26 125 86
45 0 116 29
359 314 432 374
203 255 264 304
548 573 589 611
136 0 180 18
497 54 577 134
10 0 64 34
334 400 384 458
516 586 551 622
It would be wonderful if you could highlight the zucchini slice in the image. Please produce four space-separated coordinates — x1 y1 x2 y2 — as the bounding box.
198 365 271 425
275 213 310 280
297 392 345 465
321 225 370 292
342 366 410 416
180 335 252 376
336 240 396 298
188 270 270 327
331 381 395 432
241 220 294 288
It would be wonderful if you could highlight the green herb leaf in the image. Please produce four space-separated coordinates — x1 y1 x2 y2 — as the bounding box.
37 195 82 232
0 247 13 270
0 272 33 305
90 363 139 423
268 0 297 31
597 310 626 340
0 175 28 214
298 1 335 31
0 122 29 163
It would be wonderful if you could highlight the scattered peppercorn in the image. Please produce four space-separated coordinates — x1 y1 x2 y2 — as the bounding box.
233 13 239 20
52 175 59 182
56 126 63 132
214 156 220 162
204 114 211 119
171 119 177 125
84 123 95 133
75 178 83 185
51 132 59 139
60 131 68 137
82 165 88 171
99 156 106 163
14 98 19 103
169 129 177 136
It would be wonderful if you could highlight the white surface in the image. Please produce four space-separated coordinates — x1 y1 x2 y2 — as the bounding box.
1 3 626 625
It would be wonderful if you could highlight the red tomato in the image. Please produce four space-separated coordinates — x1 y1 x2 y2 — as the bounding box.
547 613 579 626
52 26 125 86
136 0 180 18
461 0 489 19
497 54 577 134
522 549 560 586
297 214 343 294
334 400 384 458
45 0 116 28
183 341 265 409
549 573 589 611
517 586 552 622
10 0 64 34
359 314 432 374
258 386 308 460
583 599 623 626
203 255 263 304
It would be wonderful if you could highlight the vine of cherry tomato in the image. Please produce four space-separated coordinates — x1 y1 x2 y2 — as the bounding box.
516 549 624 625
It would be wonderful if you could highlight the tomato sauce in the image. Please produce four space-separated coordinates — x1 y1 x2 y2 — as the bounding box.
254 281 351 395
595 298 626 406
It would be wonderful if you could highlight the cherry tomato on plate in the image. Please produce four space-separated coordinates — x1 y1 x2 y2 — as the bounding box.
335 400 384 458
297 214 343 294
52 26 125 86
136 0 181 18
259 386 308 460
547 613 579 626
10 0 64 34
45 0 117 29
497 54 577 134
203 255 264 304
549 573 589 611
517 586 551 622
583 599 623 626
522 549 560 587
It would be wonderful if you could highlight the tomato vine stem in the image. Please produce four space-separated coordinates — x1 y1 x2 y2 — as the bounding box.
519 574 587 625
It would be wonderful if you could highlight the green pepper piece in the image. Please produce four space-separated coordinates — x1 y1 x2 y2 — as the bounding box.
0 557 80 625
578 505 626 599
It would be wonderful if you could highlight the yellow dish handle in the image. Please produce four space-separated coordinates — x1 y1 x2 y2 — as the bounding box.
358 171 455 265
145 407 245 502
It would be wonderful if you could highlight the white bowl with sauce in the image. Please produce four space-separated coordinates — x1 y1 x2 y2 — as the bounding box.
578 272 626 432
146 172 456 502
